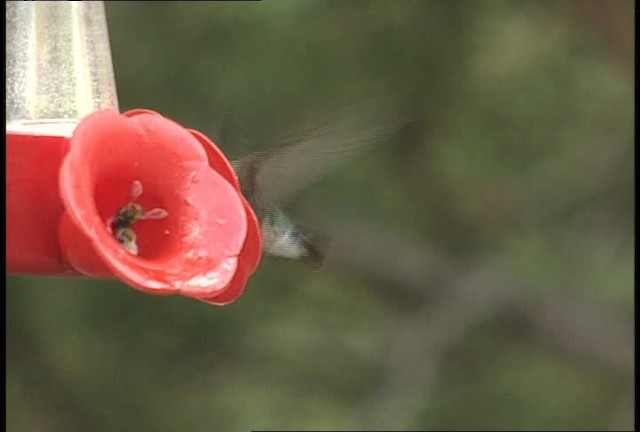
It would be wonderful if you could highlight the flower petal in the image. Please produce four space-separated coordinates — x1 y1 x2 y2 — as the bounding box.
188 128 241 191
59 109 251 298
200 196 263 305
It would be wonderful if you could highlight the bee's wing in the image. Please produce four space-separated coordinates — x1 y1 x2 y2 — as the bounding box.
130 180 143 201
141 208 169 220
241 96 408 204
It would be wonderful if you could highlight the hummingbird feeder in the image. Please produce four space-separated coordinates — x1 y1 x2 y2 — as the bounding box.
6 2 262 305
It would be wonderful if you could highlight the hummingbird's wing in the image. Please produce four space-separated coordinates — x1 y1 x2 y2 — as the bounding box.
244 96 408 204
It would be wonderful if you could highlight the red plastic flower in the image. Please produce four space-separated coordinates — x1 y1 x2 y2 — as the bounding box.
57 109 262 305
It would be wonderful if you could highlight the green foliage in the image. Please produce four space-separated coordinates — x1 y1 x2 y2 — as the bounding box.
7 1 632 431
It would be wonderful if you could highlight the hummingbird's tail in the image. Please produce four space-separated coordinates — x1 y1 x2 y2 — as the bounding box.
296 225 328 271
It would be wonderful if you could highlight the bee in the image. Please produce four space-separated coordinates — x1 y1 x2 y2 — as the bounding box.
108 180 169 255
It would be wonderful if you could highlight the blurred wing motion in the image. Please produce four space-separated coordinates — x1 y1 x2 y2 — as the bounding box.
232 96 409 269
239 96 408 204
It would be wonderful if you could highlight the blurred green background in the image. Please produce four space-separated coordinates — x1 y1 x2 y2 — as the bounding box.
6 1 634 431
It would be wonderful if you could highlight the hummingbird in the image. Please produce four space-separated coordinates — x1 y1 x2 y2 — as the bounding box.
229 97 407 270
